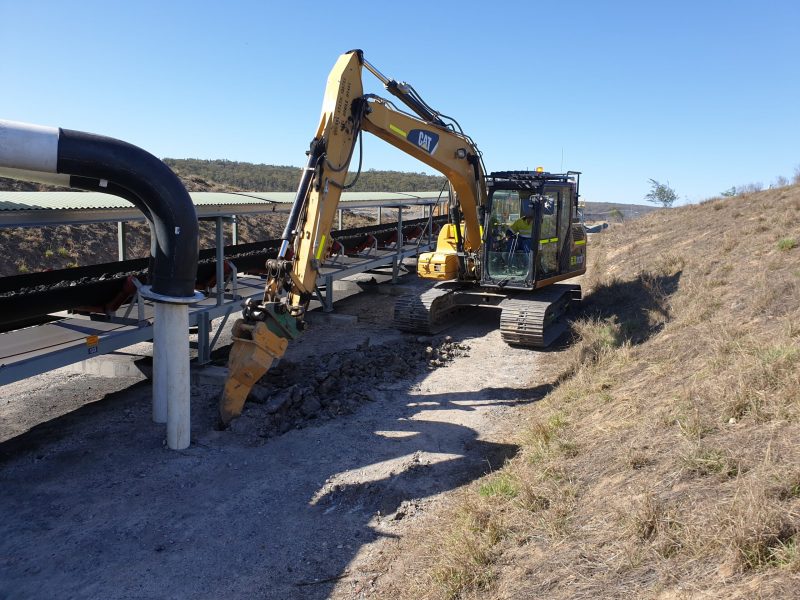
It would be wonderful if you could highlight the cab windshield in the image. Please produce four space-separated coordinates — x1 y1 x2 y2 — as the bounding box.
485 190 534 285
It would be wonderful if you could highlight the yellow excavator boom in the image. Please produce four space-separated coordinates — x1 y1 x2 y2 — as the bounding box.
219 50 487 423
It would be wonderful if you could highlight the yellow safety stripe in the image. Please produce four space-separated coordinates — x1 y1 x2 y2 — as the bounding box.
574 239 586 246
549 237 558 243
316 234 326 260
389 124 408 138
539 238 559 245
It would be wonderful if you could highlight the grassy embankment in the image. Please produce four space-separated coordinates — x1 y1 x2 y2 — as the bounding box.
389 184 800 598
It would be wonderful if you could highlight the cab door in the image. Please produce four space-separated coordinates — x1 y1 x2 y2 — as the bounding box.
536 189 560 276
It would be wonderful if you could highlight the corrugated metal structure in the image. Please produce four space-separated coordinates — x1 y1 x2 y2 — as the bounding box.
0 190 444 226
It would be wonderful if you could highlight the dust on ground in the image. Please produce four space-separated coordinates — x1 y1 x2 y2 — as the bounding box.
0 275 555 599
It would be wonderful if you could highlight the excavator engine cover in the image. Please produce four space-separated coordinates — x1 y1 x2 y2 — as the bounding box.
418 251 459 279
418 223 460 280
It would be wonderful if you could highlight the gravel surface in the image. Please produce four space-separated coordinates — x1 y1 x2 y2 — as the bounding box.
0 275 550 599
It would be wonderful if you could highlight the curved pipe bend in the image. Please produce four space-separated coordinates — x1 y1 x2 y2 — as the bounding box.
0 119 198 299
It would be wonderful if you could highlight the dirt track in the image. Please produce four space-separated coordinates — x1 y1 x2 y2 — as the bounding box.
0 277 551 599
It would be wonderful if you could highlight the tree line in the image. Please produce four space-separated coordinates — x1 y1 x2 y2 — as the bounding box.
163 158 446 192
0 158 447 193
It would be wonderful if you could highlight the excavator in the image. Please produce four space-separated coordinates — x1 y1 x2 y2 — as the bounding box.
219 50 586 424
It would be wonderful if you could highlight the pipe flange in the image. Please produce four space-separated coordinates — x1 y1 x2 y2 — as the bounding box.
140 285 205 305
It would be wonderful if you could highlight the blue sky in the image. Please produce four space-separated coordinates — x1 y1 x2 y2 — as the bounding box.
1 0 798 204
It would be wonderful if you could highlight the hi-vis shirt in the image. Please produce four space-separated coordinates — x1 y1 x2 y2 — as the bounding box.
509 218 533 238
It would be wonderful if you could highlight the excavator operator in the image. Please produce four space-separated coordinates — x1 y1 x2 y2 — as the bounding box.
506 214 533 253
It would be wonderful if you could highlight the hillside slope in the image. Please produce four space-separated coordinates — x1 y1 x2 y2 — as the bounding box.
381 185 800 598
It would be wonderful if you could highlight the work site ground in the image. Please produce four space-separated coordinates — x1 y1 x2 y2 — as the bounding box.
0 272 558 599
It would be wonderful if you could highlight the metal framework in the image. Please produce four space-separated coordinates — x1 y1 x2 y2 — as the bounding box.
0 195 443 387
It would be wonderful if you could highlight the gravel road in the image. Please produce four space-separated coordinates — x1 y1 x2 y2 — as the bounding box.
0 276 550 599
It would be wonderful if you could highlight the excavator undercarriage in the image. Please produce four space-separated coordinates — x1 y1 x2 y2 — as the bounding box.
393 282 581 348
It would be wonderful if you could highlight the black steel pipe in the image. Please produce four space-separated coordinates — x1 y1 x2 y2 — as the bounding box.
0 119 198 299
58 129 197 297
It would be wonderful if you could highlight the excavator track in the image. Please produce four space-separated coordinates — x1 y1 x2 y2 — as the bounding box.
499 284 581 348
393 285 459 334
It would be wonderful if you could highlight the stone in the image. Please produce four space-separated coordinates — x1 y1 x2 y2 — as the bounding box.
248 385 270 405
290 385 303 405
300 395 322 417
265 388 294 414
318 376 337 396
326 354 342 372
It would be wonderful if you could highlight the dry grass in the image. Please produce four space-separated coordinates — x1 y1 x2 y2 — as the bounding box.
382 184 800 598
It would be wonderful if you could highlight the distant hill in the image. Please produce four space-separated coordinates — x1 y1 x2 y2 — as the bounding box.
0 159 448 194
162 158 447 193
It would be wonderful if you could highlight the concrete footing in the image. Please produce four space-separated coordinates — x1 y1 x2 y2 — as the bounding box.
66 352 152 378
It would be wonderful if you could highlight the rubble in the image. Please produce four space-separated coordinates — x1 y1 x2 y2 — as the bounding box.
241 335 469 438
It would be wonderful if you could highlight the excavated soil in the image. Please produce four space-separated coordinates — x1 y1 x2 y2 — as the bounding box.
0 275 557 599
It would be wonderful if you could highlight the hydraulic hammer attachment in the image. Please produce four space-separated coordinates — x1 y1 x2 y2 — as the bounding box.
219 318 290 425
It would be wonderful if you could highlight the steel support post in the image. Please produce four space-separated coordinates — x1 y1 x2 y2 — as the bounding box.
117 221 128 261
215 216 224 306
324 274 334 312
393 208 403 283
196 311 211 365
427 205 433 246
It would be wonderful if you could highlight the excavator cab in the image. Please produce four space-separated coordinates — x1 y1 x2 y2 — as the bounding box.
481 170 585 290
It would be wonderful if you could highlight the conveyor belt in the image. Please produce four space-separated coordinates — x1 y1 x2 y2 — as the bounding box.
0 216 446 331
0 240 439 386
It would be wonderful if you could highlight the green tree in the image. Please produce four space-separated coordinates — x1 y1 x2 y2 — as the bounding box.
609 207 624 222
644 178 678 208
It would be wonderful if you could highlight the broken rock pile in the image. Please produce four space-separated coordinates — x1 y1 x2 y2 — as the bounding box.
239 336 469 437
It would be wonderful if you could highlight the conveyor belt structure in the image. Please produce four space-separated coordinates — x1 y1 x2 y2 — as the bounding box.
0 216 446 386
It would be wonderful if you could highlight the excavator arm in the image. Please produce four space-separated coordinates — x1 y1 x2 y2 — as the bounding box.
219 50 486 424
